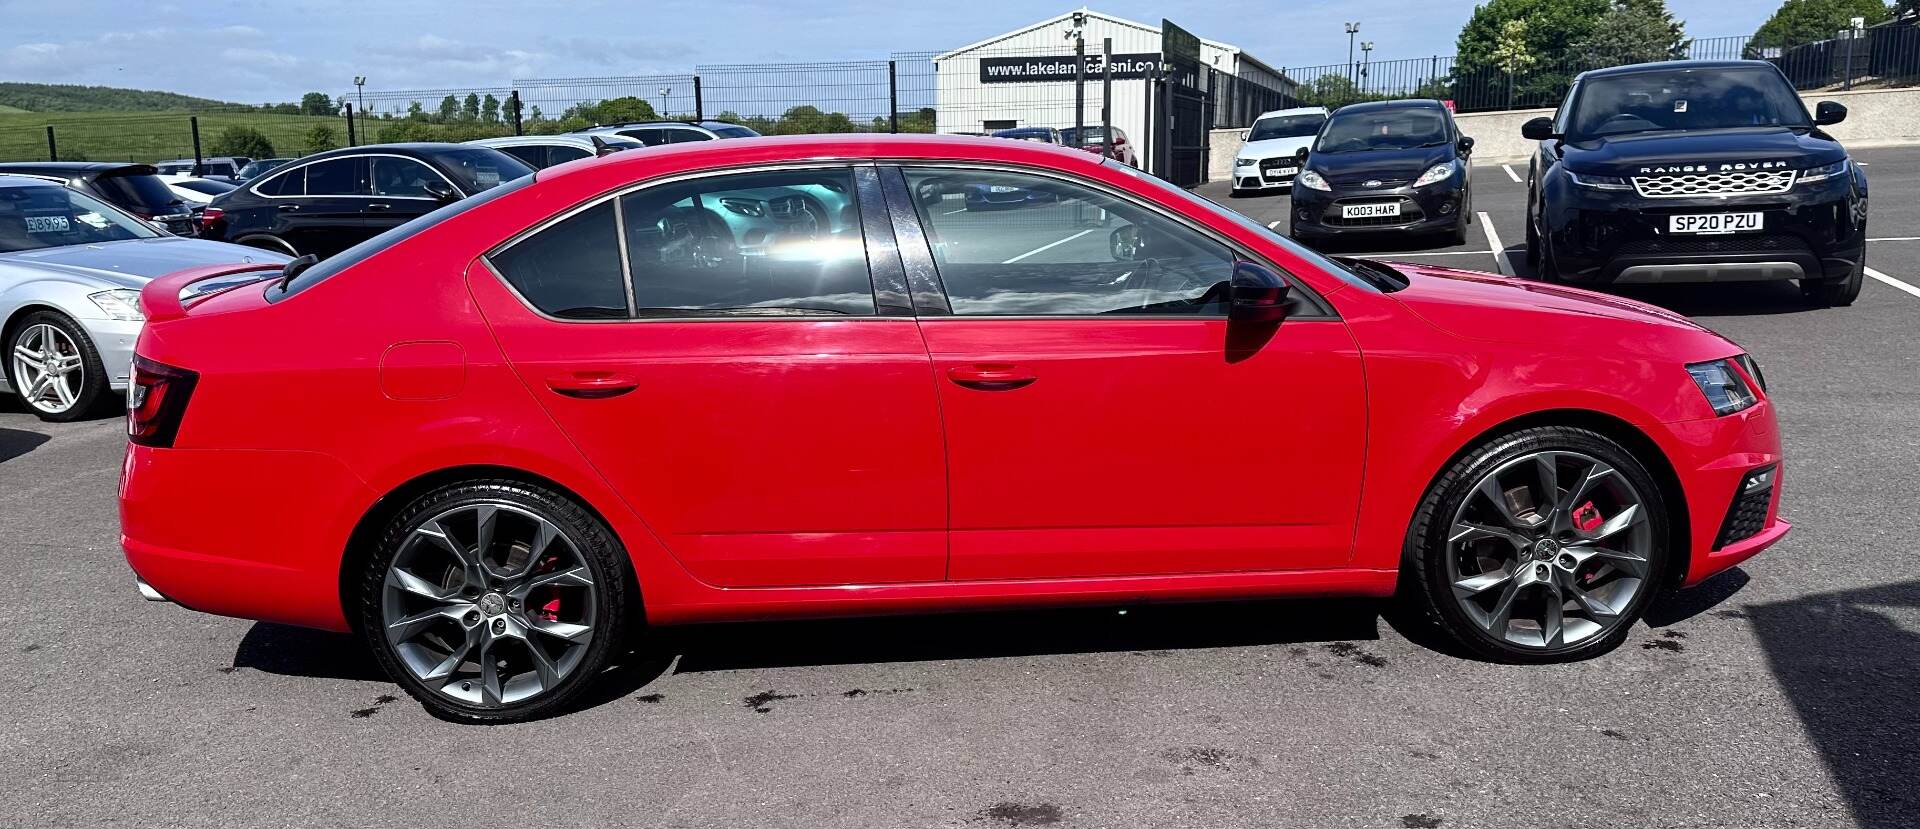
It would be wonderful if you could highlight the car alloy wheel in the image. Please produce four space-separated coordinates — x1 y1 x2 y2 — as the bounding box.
379 501 600 708
10 321 86 416
1445 449 1652 650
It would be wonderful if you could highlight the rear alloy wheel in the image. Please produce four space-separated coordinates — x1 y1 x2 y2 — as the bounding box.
361 481 630 723
1407 427 1668 662
7 312 108 422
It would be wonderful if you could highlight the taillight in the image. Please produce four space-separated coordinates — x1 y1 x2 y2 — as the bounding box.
128 356 198 448
198 207 224 233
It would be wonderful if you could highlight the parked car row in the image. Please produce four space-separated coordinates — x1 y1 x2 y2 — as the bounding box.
989 125 1141 167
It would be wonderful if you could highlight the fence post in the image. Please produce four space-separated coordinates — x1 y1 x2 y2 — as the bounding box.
1142 63 1155 175
345 102 357 147
1843 27 1857 91
190 116 203 173
693 76 704 121
509 90 524 135
1074 36 1086 149
1157 65 1173 179
1101 38 1113 160
888 61 899 133
45 126 56 161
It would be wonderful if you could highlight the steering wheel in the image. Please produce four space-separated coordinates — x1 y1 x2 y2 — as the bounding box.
657 207 739 270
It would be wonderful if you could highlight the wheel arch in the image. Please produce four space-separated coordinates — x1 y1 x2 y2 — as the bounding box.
234 233 298 255
1411 407 1693 589
336 463 628 634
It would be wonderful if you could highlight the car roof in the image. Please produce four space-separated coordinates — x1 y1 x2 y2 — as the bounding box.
0 161 157 177
291 143 484 163
1577 59 1775 81
1332 99 1448 115
465 135 637 149
993 127 1056 136
536 133 1099 187
0 173 67 189
1255 106 1330 119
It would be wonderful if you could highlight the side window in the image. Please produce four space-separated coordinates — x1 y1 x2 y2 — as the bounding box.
489 202 629 319
902 168 1234 316
619 168 874 316
305 157 367 196
1554 83 1580 134
256 167 303 196
668 129 714 144
371 157 444 197
500 145 547 169
547 145 591 164
619 128 672 147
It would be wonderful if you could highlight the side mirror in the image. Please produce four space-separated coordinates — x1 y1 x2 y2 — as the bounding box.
1521 117 1559 141
1229 259 1290 324
1110 226 1143 261
423 181 459 203
1815 101 1848 126
1293 147 1310 162
1239 130 1250 142
1457 135 1476 154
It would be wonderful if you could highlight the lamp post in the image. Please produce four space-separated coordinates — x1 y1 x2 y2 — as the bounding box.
1360 42 1374 94
353 75 366 115
1345 22 1360 86
658 87 672 118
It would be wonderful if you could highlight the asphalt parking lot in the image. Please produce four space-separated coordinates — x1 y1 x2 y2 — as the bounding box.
4 148 1918 829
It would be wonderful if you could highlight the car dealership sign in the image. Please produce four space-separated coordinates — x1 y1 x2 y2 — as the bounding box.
978 52 1161 83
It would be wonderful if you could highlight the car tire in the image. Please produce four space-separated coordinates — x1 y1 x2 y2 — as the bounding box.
358 479 634 724
1449 214 1470 247
1403 425 1670 664
1803 261 1863 308
5 310 111 423
1525 202 1542 271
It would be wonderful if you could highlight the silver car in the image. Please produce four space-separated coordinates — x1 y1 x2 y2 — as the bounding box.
464 134 645 169
0 175 288 421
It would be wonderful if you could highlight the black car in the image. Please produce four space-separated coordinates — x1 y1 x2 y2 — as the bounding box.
234 158 293 183
0 162 197 235
1289 100 1475 246
1522 60 1865 306
201 143 534 258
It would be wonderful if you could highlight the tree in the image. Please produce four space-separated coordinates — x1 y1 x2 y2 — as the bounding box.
209 125 275 159
1751 0 1891 50
461 93 480 122
1295 73 1384 108
481 93 501 125
1573 0 1691 66
300 92 334 116
406 100 427 121
591 96 657 124
1454 0 1610 108
436 95 459 123
303 124 340 154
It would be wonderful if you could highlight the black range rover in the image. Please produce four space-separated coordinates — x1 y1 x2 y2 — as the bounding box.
1523 60 1866 306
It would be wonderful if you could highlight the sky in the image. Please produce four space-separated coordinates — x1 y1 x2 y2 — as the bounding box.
0 0 1784 104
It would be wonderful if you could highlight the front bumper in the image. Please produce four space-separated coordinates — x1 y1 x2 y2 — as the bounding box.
1290 179 1466 237
85 318 143 391
1231 157 1304 191
1541 170 1866 284
1661 401 1789 587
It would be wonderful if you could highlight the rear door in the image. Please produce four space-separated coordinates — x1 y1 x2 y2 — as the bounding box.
469 164 948 588
888 164 1368 580
260 156 370 257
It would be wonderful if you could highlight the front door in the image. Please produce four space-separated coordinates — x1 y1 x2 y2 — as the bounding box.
894 165 1368 580
471 165 947 589
363 155 454 235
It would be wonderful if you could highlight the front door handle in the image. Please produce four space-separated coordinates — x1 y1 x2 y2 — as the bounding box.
947 364 1036 391
277 203 301 211
545 371 639 399
367 203 391 211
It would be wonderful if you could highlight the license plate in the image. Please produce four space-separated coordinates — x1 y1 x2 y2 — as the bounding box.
1267 167 1298 178
988 185 1021 193
1669 212 1762 235
1341 202 1401 219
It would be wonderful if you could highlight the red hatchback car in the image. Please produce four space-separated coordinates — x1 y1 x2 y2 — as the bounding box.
121 135 1787 722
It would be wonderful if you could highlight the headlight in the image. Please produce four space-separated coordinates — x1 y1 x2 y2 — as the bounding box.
1413 162 1455 188
88 289 145 321
1296 170 1331 191
1686 358 1758 416
719 197 764 217
1568 171 1632 191
1235 157 1258 168
1797 158 1850 184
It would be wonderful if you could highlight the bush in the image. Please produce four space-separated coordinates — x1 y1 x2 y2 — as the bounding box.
303 124 340 154
209 125 275 159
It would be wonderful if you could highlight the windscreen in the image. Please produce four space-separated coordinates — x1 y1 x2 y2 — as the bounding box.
1316 108 1450 152
1248 114 1325 142
94 172 188 216
1567 67 1810 140
710 125 760 139
0 184 159 252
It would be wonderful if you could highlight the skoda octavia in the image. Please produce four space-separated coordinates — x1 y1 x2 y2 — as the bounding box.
121 135 1787 722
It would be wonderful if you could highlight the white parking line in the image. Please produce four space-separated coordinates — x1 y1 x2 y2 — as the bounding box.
1865 267 1920 299
1501 164 1522 183
1268 220 1283 229
1478 211 1513 276
1002 228 1098 264
1868 236 1920 242
1352 250 1493 258
942 207 968 215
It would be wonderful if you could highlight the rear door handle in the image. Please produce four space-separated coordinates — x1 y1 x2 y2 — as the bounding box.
947 364 1036 391
367 203 391 211
277 203 301 211
545 371 639 399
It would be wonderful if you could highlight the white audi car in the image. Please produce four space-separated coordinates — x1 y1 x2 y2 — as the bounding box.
0 175 287 421
1230 106 1330 196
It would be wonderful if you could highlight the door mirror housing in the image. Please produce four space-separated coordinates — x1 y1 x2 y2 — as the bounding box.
1521 117 1559 141
1110 226 1144 260
1293 146 1310 162
1815 101 1848 126
1456 135 1476 154
423 181 459 203
1229 259 1291 324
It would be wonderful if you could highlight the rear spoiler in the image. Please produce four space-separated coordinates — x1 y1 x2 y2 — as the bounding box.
140 262 284 322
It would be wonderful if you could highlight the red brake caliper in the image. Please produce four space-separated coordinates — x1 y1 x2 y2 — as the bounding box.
1571 502 1605 583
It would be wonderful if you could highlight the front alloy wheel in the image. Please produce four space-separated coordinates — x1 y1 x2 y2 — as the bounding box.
1409 427 1668 662
362 481 630 722
7 312 107 422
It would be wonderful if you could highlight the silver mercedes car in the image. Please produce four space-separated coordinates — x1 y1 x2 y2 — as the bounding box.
1 174 288 421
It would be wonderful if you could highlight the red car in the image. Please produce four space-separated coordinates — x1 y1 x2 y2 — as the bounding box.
121 135 1787 722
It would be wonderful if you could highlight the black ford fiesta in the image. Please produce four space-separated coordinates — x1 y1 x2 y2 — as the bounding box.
1289 99 1475 246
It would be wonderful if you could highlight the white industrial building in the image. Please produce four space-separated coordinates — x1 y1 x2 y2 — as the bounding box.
930 9 1294 149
